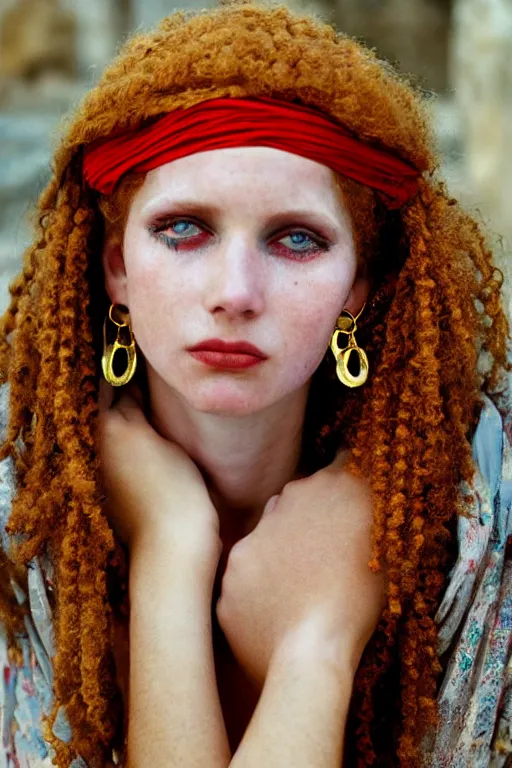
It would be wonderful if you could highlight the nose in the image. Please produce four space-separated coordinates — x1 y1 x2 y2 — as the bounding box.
204 235 265 319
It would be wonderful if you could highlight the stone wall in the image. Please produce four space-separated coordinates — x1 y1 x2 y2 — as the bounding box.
450 0 512 246
0 0 77 81
0 0 510 315
131 0 214 28
335 0 451 92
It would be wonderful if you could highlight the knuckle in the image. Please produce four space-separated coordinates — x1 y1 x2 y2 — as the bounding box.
216 590 234 632
215 594 227 623
280 478 301 499
226 535 248 565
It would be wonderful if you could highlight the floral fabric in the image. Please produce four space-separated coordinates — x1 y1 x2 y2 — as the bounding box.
424 391 512 766
0 384 87 767
0 382 510 766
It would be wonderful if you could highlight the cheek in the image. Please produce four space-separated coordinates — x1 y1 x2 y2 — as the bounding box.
122 239 187 352
278 277 350 379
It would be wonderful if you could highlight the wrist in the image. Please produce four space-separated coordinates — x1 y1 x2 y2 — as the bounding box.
129 523 221 600
273 610 359 683
131 501 221 558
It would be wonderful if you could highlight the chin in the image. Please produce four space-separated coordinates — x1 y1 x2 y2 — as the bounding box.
184 380 273 417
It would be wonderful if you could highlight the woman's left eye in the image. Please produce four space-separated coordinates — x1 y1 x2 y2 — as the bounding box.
278 231 321 253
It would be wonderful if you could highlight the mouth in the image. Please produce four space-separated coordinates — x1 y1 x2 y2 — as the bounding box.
187 339 268 370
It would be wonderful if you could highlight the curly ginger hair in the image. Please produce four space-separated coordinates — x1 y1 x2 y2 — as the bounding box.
0 1 510 765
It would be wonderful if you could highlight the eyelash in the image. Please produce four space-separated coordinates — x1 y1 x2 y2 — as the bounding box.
148 218 330 259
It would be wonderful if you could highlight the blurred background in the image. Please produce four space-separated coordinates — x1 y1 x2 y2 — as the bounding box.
0 0 511 314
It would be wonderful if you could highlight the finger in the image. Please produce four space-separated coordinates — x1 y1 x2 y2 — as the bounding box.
123 381 145 410
326 447 351 473
99 378 114 411
114 386 147 424
260 494 280 520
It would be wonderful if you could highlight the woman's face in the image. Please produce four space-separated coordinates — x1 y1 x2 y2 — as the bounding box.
102 147 368 416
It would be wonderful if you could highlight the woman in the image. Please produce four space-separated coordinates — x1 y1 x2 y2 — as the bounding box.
0 1 510 766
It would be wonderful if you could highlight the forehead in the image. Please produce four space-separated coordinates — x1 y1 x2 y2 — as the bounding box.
134 146 346 218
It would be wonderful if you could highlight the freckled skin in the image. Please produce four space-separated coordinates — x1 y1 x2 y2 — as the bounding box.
103 146 364 419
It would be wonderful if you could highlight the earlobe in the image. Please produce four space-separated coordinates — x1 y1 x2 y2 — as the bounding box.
102 234 128 306
344 274 372 317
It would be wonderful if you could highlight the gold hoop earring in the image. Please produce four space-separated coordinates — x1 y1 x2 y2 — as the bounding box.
101 303 137 387
329 302 369 388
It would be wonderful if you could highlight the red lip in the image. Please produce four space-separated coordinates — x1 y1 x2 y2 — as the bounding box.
187 339 267 358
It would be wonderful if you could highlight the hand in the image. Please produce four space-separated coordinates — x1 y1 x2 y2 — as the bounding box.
98 380 221 569
216 451 386 688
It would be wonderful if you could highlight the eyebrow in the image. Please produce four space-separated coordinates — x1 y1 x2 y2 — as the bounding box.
140 197 345 241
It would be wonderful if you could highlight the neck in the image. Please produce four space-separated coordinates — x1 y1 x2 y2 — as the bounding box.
145 368 309 544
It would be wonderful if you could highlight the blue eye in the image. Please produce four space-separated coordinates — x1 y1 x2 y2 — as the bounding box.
149 218 206 251
282 232 316 251
149 218 328 259
170 220 199 236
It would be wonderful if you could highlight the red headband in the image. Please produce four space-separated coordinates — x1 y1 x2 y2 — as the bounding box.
83 96 420 208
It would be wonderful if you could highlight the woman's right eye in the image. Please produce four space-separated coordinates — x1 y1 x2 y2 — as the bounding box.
169 220 200 237
149 218 208 251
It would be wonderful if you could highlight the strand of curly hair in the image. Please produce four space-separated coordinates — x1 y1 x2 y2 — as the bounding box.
0 2 510 766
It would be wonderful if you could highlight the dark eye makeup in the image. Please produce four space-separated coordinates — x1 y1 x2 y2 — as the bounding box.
147 216 332 260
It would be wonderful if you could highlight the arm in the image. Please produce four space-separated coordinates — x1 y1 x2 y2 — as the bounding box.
126 532 231 768
229 615 355 768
